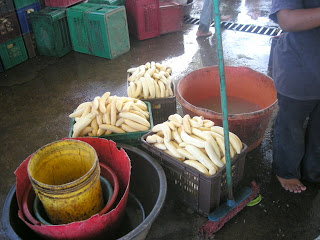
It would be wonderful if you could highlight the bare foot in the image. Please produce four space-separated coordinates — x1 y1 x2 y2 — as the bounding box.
277 176 307 193
196 30 212 38
221 15 231 21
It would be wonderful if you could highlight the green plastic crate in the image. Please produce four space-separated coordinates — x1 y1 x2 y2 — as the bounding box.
13 0 39 9
67 4 130 59
87 0 124 6
87 5 130 59
68 102 153 147
29 7 72 57
66 3 102 54
0 36 28 70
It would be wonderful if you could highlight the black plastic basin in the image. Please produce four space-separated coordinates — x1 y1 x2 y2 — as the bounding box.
1 143 167 240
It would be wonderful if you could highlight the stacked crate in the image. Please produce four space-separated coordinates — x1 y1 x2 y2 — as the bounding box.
13 0 41 60
65 3 99 55
0 0 28 70
125 0 184 40
125 0 160 40
0 0 15 70
0 35 28 69
0 0 87 70
27 0 89 58
15 0 41 58
159 0 183 35
66 3 130 59
0 0 15 14
29 7 72 57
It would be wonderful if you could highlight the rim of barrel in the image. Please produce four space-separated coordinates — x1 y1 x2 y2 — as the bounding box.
2 183 22 240
176 66 278 119
116 143 167 240
27 139 99 190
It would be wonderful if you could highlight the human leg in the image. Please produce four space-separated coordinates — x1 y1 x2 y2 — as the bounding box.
273 93 317 193
197 0 213 37
301 100 320 182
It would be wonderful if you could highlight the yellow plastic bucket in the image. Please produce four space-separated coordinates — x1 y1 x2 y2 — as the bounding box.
27 139 104 225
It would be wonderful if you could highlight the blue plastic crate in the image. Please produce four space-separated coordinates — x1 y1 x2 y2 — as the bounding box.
16 1 41 34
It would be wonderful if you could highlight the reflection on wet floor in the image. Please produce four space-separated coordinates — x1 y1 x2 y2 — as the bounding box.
191 0 277 27
237 0 270 24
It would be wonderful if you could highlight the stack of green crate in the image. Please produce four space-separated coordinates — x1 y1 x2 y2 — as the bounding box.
66 3 130 59
29 7 72 57
0 0 30 70
87 0 124 6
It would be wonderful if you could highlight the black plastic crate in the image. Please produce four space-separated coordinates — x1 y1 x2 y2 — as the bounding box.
0 0 14 15
22 31 36 58
127 72 177 125
141 131 247 216
0 11 21 45
39 0 45 8
142 92 176 125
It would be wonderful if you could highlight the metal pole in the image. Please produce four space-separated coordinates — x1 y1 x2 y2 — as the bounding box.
212 0 234 201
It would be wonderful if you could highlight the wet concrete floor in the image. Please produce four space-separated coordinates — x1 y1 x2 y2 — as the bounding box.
1 0 320 239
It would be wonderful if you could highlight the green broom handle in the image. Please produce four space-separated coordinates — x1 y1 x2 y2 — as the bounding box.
212 0 234 201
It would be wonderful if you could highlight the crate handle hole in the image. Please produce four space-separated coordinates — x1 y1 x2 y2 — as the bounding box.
7 43 15 49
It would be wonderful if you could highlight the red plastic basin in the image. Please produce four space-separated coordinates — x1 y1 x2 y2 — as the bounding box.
15 138 131 240
21 162 119 226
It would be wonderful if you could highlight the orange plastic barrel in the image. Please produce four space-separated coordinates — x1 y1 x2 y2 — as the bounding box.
27 139 104 225
176 66 278 152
